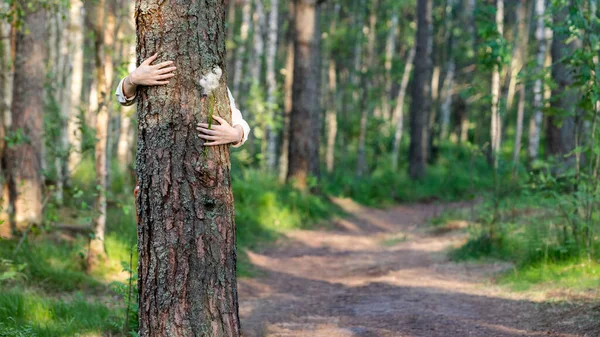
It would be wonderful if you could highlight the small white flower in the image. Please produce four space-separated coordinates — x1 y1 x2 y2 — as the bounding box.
199 67 222 96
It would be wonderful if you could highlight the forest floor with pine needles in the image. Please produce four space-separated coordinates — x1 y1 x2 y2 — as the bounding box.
237 198 600 337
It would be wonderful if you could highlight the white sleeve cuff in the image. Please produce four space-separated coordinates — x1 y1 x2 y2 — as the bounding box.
228 88 251 148
115 77 137 106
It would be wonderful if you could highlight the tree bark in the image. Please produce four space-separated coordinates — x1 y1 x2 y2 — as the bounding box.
382 13 399 121
265 0 279 171
408 0 433 179
287 0 320 189
356 0 378 177
67 0 85 179
278 2 294 182
528 0 550 162
512 0 530 168
135 0 240 335
5 4 46 234
87 0 109 272
232 0 251 99
547 1 580 168
0 2 13 237
391 46 416 171
490 0 504 168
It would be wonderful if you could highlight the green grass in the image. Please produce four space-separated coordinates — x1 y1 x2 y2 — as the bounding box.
499 260 600 292
0 288 120 337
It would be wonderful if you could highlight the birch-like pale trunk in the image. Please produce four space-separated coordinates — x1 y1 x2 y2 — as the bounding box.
392 46 416 170
0 4 12 237
232 0 251 99
439 0 456 140
265 0 279 171
382 13 399 121
490 0 504 168
528 0 549 162
512 0 530 168
67 0 85 176
325 3 340 173
87 0 109 272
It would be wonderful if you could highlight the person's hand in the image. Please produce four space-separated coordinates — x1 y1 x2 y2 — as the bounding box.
197 116 244 146
129 53 176 87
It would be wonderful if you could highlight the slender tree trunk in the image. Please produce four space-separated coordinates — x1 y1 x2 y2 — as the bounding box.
278 2 294 182
382 13 399 121
391 45 416 170
135 1 240 335
325 3 340 173
117 0 136 176
87 0 109 271
287 0 320 189
250 0 265 81
356 0 378 177
232 0 251 99
265 0 279 171
528 0 549 162
547 1 580 169
439 0 456 141
512 0 530 169
408 0 433 179
67 0 85 178
5 4 46 234
0 3 14 236
490 0 504 168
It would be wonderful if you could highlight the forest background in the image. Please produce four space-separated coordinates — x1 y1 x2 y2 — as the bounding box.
0 0 599 335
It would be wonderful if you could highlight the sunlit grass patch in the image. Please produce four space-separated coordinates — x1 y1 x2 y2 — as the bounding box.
0 288 120 337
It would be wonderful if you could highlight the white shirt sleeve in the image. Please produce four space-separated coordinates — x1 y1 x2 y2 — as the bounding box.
228 87 251 148
115 77 137 106
115 77 250 147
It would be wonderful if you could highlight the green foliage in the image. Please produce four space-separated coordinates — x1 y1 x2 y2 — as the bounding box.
323 143 495 206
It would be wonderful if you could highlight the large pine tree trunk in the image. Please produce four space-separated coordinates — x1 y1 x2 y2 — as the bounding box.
135 1 240 335
408 0 433 179
287 0 320 189
5 4 46 234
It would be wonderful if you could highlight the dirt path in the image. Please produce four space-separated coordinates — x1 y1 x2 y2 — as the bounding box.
238 199 597 337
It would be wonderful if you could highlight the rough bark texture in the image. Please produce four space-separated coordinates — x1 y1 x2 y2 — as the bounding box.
135 1 240 335
5 5 46 234
408 0 432 179
547 1 579 166
287 0 320 189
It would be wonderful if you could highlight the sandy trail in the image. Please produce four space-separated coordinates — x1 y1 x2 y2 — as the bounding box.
238 199 597 337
